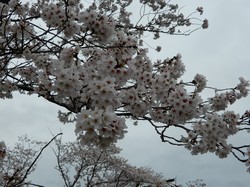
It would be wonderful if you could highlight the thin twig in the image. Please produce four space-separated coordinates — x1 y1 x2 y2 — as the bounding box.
16 133 63 186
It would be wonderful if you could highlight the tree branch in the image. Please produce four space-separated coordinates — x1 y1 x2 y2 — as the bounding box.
16 133 63 186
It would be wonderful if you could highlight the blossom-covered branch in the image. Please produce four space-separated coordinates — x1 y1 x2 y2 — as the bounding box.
0 0 250 173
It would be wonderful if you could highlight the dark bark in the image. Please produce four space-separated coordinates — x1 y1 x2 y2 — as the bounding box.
0 0 10 4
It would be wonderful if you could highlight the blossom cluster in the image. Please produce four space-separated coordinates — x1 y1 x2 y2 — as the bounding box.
41 3 68 27
75 106 127 147
41 2 81 38
79 10 115 41
193 73 207 92
182 111 239 158
208 77 249 111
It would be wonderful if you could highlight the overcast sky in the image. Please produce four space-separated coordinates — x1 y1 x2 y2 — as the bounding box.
1 0 250 186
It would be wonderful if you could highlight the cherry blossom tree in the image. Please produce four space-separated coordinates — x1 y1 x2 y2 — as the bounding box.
0 135 46 187
53 137 169 187
0 0 250 180
1 134 206 187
